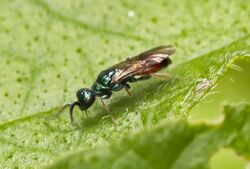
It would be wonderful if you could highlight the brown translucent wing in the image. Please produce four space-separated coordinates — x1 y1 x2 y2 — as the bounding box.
110 45 175 83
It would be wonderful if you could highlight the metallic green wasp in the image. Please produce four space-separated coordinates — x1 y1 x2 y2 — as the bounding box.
60 46 175 123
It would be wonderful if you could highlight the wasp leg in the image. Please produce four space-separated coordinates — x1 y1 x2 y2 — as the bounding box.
100 98 110 112
151 72 172 80
79 111 85 125
80 110 88 120
136 75 151 81
125 83 132 96
129 75 151 82
100 98 116 124
84 110 89 117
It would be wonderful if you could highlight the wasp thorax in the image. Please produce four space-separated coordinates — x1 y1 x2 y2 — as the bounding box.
76 88 95 110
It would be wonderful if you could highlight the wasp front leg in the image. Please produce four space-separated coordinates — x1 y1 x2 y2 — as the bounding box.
100 98 116 124
99 91 116 124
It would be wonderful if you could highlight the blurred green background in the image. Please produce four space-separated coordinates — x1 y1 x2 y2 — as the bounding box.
191 58 250 169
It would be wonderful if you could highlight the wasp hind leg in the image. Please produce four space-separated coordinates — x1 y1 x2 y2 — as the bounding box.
130 75 151 82
151 72 172 80
124 75 151 96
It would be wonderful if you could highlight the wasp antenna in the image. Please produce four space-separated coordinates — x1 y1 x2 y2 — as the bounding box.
45 103 73 122
61 103 73 111
69 102 80 123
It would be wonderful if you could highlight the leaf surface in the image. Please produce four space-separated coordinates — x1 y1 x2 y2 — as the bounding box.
0 0 249 168
45 104 250 169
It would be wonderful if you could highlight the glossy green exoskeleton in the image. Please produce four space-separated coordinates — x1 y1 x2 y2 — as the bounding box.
60 46 175 123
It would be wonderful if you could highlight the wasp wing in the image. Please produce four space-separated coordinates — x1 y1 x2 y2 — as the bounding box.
110 45 175 83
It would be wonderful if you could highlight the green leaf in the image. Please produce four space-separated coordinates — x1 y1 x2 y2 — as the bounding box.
45 104 250 169
0 0 250 168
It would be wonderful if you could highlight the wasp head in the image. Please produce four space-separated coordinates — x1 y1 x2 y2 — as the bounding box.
76 88 96 111
61 88 96 123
